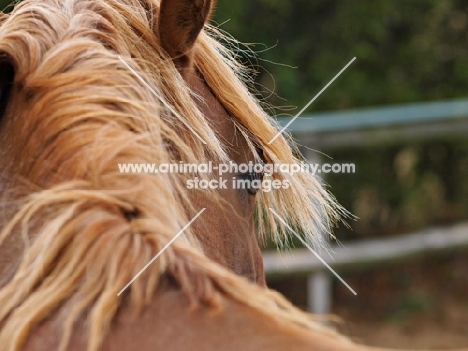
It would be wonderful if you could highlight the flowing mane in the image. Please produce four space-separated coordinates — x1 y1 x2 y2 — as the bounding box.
0 0 345 350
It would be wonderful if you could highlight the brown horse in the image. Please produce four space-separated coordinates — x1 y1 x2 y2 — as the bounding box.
0 0 462 351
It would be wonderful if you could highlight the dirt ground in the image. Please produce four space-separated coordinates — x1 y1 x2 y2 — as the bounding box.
269 250 468 349
339 300 468 349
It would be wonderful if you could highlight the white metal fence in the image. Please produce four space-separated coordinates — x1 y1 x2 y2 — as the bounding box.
265 99 468 313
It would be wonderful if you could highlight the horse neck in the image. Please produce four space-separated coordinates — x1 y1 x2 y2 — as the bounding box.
18 276 377 351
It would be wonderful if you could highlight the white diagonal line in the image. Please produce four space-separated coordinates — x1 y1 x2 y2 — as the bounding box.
118 56 207 145
268 57 356 145
117 208 206 296
269 208 357 295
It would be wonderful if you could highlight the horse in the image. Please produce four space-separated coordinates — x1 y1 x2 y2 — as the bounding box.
0 0 463 351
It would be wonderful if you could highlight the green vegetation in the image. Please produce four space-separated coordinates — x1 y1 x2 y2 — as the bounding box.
213 0 468 112
328 141 468 240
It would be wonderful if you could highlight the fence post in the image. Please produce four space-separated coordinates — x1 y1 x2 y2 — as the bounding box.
304 148 332 314
307 271 332 314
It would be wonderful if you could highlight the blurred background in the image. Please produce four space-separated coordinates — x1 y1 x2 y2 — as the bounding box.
213 0 468 349
2 0 467 348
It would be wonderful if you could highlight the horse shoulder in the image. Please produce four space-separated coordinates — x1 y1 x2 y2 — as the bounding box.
104 286 374 351
23 281 378 351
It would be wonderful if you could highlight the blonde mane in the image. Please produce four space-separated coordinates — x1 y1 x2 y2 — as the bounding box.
0 0 345 350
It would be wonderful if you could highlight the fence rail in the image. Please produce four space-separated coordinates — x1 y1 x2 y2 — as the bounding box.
275 98 468 149
267 99 468 312
263 221 468 278
263 221 468 313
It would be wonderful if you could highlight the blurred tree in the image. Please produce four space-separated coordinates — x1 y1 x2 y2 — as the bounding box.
213 0 468 112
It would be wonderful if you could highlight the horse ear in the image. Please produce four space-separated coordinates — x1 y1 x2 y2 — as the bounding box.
0 54 14 120
158 0 213 66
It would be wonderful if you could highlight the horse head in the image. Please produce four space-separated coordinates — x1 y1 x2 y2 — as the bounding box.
0 1 348 350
